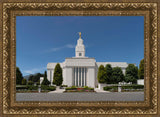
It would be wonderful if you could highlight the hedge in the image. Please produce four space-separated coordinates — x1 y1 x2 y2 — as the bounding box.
122 85 144 89
41 85 56 91
16 85 56 91
103 85 144 92
103 86 118 91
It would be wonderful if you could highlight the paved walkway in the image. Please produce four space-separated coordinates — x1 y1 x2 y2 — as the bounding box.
16 92 144 101
48 88 65 93
94 88 110 93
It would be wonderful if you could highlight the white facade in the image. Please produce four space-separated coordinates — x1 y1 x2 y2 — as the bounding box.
47 33 131 88
137 79 144 85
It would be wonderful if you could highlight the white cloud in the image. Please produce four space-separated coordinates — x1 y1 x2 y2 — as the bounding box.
24 67 46 75
65 44 75 48
47 44 75 52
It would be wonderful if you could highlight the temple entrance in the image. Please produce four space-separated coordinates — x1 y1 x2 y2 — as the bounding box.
73 67 87 87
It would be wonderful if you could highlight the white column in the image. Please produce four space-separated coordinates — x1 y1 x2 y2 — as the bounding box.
51 70 53 85
81 67 82 87
78 67 79 87
75 67 76 86
84 68 86 86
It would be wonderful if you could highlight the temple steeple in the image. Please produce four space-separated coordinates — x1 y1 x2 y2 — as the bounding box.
75 32 85 57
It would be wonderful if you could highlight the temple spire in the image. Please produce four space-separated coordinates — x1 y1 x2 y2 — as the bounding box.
79 32 81 38
75 32 85 57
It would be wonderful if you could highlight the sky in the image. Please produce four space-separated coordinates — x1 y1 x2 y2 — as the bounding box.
16 16 144 76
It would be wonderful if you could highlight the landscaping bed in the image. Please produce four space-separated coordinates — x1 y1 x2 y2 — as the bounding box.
103 85 144 92
16 85 56 93
64 86 95 92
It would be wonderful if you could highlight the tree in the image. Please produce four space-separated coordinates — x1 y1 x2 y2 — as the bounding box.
112 67 124 84
53 63 63 86
28 73 44 83
16 67 23 85
105 64 113 84
125 64 138 84
21 78 27 85
28 75 34 81
97 65 107 83
138 59 144 79
42 71 50 85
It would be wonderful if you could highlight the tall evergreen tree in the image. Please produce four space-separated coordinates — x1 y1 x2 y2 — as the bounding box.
125 64 138 84
42 71 50 85
105 64 113 84
138 59 144 79
16 67 23 85
53 63 63 86
97 65 107 83
112 67 124 84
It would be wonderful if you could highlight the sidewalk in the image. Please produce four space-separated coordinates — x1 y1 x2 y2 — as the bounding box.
94 88 110 93
48 88 65 93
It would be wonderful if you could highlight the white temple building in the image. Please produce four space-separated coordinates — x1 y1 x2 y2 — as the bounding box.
47 32 130 88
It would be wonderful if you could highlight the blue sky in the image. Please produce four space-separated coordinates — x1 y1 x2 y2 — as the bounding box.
16 16 144 76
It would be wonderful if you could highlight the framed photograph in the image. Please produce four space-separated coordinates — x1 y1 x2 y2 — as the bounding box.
0 0 160 116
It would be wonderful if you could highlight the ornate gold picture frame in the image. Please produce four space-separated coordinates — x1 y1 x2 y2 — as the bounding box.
0 0 160 116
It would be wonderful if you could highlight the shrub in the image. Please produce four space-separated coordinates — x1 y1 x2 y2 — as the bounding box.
103 86 118 91
27 81 34 85
71 86 77 89
103 87 113 91
27 85 38 90
16 85 28 90
61 85 68 87
41 85 56 91
65 87 72 90
21 78 27 85
122 85 144 89
36 81 40 85
83 86 89 89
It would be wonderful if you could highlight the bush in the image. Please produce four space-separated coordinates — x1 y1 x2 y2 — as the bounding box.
16 85 28 90
27 85 38 90
103 86 118 92
71 86 77 89
61 85 68 87
41 85 56 91
83 86 89 89
103 87 113 91
21 78 27 85
36 82 40 85
65 86 94 91
122 85 144 89
27 81 34 85
65 87 72 90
